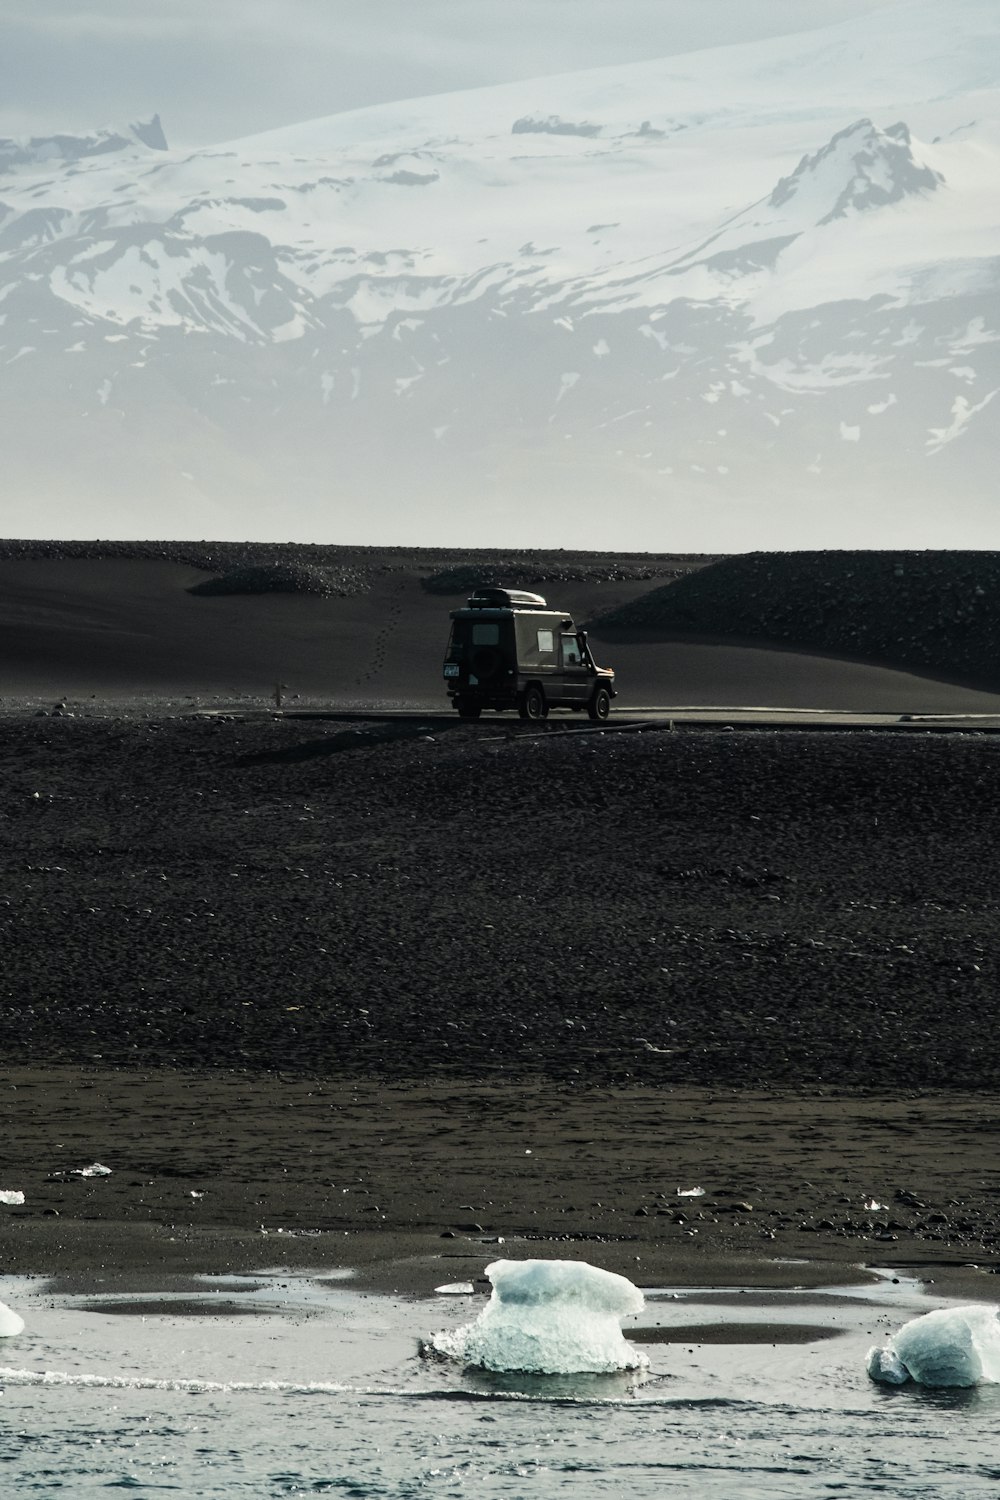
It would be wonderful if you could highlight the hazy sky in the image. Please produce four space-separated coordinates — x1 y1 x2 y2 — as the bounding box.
2 0 899 148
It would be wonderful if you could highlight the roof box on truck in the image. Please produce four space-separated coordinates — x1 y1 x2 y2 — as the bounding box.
467 588 548 610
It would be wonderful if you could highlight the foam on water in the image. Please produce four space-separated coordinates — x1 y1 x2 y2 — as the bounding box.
430 1258 647 1374
867 1304 1000 1387
0 1366 351 1393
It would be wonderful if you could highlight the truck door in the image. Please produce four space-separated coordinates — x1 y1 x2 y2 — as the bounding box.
560 633 592 705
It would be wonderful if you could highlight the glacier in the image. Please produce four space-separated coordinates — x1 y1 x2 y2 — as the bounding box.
0 0 998 546
867 1304 1000 1387
429 1258 646 1374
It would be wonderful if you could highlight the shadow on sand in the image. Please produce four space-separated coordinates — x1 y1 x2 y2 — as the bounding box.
234 719 469 765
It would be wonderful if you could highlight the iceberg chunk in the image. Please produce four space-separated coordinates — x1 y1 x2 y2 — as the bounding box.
866 1344 910 1385
0 1301 25 1338
430 1258 646 1374
867 1304 1000 1387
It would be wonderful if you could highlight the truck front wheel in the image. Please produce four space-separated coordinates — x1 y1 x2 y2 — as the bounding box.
588 686 611 721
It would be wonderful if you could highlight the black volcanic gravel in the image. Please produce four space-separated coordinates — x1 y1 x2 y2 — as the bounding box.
1 715 998 1088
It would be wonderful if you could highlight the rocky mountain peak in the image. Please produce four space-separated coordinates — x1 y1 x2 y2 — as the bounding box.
0 115 167 173
769 117 943 225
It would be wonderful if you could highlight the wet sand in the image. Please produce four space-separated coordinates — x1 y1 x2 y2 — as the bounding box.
3 1065 1000 1302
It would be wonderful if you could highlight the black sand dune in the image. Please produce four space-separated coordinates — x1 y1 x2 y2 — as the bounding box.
599 550 1000 690
4 550 1000 712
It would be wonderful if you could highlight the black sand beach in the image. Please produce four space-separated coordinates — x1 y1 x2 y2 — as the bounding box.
2 549 1000 1300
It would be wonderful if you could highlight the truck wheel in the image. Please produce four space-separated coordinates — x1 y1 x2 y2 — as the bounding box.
456 700 482 720
521 684 547 721
588 686 611 721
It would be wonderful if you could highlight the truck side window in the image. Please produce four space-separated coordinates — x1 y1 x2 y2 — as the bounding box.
536 629 554 655
561 635 583 667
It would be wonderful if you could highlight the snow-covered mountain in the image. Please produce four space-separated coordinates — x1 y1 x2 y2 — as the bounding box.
0 0 997 548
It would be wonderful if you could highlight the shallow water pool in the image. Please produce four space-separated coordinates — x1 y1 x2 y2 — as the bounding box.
2 1269 999 1497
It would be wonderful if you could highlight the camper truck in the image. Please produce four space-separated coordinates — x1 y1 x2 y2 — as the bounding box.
443 587 616 721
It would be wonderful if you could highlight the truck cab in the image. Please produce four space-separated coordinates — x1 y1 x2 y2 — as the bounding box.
442 587 616 721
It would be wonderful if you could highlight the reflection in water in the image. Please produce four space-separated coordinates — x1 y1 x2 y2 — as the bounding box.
875 1381 1000 1413
458 1363 652 1401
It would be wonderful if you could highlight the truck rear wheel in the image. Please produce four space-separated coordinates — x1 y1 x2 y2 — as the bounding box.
588 686 611 721
520 684 547 721
456 700 482 720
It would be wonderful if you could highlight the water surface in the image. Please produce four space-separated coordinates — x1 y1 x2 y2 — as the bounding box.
2 1269 998 1496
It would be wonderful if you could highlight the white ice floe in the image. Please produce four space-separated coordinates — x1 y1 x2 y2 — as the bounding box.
867 1304 1000 1387
0 1301 25 1338
429 1258 646 1374
72 1163 112 1178
0 1190 25 1205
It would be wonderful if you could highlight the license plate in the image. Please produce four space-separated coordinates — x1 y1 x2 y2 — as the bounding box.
443 663 459 678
